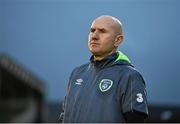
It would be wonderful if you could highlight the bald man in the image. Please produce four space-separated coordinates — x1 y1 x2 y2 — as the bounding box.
59 15 148 122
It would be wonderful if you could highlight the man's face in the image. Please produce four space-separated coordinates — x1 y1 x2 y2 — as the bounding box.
88 18 119 57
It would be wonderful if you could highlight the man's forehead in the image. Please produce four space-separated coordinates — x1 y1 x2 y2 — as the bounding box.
91 16 120 29
91 18 115 29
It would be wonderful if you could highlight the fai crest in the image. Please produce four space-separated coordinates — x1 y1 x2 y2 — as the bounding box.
99 79 113 92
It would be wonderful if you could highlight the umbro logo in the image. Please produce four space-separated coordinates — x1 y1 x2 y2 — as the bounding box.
75 78 83 85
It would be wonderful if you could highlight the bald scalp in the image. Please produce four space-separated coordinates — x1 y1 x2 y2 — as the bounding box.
93 15 123 35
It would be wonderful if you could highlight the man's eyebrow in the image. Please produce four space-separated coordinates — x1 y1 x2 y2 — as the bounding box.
90 27 107 32
98 28 106 30
98 28 107 32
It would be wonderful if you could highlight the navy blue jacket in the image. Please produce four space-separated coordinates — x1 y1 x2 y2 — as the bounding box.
60 51 148 122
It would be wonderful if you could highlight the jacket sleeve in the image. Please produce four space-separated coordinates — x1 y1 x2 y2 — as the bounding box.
58 67 77 122
120 70 149 122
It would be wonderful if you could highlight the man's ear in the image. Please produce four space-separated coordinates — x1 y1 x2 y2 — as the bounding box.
114 35 124 47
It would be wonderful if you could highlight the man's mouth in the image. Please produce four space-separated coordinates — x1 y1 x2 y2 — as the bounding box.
90 42 100 46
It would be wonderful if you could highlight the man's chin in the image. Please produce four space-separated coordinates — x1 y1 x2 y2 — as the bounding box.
90 51 101 56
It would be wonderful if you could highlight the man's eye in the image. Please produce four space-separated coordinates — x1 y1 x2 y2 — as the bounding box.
90 28 95 32
99 29 106 33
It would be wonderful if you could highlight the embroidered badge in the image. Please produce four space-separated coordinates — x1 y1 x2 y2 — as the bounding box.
99 79 113 92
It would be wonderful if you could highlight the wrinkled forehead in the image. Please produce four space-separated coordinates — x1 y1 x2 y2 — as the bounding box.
91 17 120 31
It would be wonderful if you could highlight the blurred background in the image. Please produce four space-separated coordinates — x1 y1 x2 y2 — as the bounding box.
0 0 180 122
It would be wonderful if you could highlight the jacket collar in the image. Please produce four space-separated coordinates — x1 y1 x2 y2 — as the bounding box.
90 51 131 69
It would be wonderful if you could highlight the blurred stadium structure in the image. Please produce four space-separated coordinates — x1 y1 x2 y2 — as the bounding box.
0 54 47 122
0 54 180 122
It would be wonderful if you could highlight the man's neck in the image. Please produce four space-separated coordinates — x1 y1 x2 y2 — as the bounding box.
93 50 117 61
93 56 105 61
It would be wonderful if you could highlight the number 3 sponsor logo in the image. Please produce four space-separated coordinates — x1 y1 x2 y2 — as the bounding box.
136 93 143 103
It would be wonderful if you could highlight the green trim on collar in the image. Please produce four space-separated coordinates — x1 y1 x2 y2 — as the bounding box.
115 51 131 63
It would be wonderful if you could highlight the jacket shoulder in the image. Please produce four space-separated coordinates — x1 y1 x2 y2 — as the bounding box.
115 64 144 79
71 62 90 75
74 62 90 71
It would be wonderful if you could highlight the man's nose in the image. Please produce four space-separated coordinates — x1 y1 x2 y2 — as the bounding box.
91 31 99 40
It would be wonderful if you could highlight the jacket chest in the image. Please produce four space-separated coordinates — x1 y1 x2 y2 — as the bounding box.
68 68 121 101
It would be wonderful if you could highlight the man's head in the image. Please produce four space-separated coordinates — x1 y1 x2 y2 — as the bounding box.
88 15 124 60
